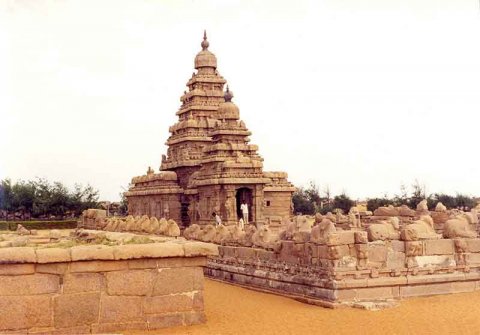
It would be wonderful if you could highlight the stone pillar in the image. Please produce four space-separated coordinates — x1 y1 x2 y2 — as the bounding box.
254 185 265 227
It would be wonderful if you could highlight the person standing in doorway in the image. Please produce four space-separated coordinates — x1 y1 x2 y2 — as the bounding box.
212 212 222 227
240 202 249 225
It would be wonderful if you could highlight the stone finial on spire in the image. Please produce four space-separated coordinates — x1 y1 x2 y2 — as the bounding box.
224 85 233 102
201 30 209 50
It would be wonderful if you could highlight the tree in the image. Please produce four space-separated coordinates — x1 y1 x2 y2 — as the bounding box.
366 197 394 212
332 193 354 214
292 187 315 215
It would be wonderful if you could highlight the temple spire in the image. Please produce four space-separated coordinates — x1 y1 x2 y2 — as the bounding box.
224 85 233 102
201 30 209 50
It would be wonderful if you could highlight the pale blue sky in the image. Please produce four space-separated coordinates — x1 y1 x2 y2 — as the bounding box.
1 0 480 201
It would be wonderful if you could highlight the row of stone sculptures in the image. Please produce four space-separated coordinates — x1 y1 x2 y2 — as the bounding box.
182 203 480 251
96 215 180 237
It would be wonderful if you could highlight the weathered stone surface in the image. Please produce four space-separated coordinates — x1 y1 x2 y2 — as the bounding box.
0 274 59 295
106 270 154 296
184 311 207 325
465 239 480 253
143 294 194 314
424 239 454 255
0 264 35 275
386 251 406 269
325 231 355 246
114 243 184 260
36 263 68 275
99 295 143 323
63 273 104 293
0 247 36 263
128 259 158 269
184 242 219 257
368 244 387 263
71 245 114 261
69 260 128 273
36 248 71 263
153 267 201 295
147 313 185 330
91 322 148 333
157 256 206 268
408 255 456 268
54 292 100 328
0 295 52 330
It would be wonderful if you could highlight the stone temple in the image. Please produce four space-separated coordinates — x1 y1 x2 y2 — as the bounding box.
125 32 295 227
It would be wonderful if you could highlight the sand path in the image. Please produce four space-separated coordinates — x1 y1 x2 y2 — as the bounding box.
135 279 480 334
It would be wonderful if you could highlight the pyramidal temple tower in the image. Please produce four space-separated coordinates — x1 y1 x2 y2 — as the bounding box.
126 32 295 227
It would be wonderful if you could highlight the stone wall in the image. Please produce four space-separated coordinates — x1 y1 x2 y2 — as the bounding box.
0 240 217 334
205 234 480 308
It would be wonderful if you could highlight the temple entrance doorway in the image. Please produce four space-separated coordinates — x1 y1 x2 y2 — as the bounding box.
236 187 253 222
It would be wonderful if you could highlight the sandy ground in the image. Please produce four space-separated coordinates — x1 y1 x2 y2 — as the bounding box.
135 279 480 335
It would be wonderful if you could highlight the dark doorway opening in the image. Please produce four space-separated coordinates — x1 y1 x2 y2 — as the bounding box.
236 187 253 222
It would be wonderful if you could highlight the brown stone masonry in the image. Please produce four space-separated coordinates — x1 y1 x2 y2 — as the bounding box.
0 240 218 334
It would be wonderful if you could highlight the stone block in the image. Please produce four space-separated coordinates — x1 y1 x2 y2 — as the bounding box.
319 245 349 260
465 239 480 253
405 241 423 256
400 282 454 297
466 253 480 265
367 276 407 287
114 243 184 260
407 273 465 285
50 325 91 334
143 293 194 314
236 247 257 259
71 245 114 261
0 247 35 263
409 255 456 268
255 249 276 261
0 295 52 330
219 246 236 258
106 270 154 295
184 242 218 257
153 267 201 295
99 295 143 323
69 260 128 273
356 286 398 300
36 263 68 275
325 231 355 246
36 248 71 263
0 264 35 275
424 239 454 255
184 311 207 326
54 292 100 328
91 321 148 333
354 231 368 244
278 241 299 263
368 244 387 263
0 274 59 295
386 251 406 269
63 273 104 293
390 240 405 253
157 257 206 268
147 313 185 330
128 259 158 269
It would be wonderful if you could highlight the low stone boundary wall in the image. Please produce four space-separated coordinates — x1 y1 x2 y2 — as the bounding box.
0 239 217 334
205 235 480 308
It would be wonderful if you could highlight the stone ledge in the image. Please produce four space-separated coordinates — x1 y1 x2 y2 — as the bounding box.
0 241 217 264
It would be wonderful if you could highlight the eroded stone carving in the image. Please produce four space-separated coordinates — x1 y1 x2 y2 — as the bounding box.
443 216 477 239
401 215 441 241
310 219 336 244
367 217 400 241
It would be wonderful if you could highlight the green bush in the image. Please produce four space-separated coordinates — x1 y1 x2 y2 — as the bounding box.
0 220 78 230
